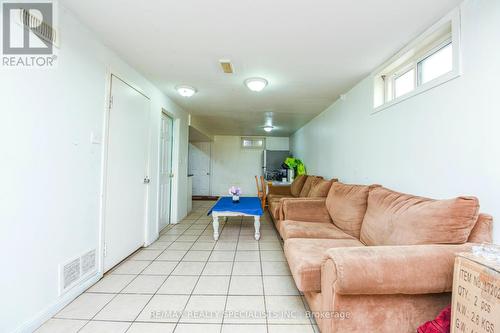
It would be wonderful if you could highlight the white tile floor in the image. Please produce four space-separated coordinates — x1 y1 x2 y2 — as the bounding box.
36 201 319 333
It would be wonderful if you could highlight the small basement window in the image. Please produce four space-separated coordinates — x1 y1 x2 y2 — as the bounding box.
394 67 415 98
241 137 265 149
373 9 461 111
418 42 453 85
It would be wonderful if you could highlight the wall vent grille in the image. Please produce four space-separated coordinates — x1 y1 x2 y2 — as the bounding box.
219 60 233 74
62 258 81 290
81 250 96 276
60 249 97 295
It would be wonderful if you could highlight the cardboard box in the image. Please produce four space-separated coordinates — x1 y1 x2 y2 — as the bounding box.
451 252 500 333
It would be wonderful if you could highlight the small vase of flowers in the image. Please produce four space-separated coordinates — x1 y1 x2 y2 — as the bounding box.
229 186 241 203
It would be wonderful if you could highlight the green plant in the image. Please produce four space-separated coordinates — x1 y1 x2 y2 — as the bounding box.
284 157 297 169
283 157 306 175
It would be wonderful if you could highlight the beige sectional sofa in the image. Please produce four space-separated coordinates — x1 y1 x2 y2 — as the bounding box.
267 175 335 229
273 181 493 333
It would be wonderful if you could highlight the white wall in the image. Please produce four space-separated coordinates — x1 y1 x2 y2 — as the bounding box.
210 136 289 196
290 0 500 243
0 5 190 333
266 137 290 151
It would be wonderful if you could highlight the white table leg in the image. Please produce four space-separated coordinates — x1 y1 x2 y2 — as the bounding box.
254 215 261 240
212 214 220 240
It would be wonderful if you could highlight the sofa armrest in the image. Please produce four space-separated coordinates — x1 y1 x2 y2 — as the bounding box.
280 198 331 223
323 244 473 295
268 184 292 196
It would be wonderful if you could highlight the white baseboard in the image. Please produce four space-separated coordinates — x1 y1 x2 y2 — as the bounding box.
12 272 102 333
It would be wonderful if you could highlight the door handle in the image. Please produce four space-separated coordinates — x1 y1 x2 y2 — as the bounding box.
206 172 210 175
143 177 151 184
169 173 174 178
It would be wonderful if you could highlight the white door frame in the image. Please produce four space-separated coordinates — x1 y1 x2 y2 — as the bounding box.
158 110 175 231
98 72 151 274
208 141 213 196
170 116 181 224
189 141 212 196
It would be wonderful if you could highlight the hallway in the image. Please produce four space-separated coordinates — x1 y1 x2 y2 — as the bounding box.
37 201 317 333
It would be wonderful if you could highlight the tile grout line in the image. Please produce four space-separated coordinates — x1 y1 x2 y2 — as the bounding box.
126 205 212 331
77 207 205 332
171 206 228 332
125 226 203 330
219 215 242 332
153 210 210 328
55 203 299 332
258 217 270 333
64 317 319 326
78 217 196 333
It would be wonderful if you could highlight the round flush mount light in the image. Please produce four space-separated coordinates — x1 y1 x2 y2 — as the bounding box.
176 85 197 97
263 125 274 133
244 77 268 92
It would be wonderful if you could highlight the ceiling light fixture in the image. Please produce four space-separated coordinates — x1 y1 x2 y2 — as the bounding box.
176 85 197 97
245 77 268 92
263 125 274 133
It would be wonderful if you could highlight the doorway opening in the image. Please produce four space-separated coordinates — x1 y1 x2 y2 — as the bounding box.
159 112 174 231
189 142 212 198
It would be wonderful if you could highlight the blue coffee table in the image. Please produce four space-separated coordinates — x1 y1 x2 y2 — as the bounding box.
208 197 264 240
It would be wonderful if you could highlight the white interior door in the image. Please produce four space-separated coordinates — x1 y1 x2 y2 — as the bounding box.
189 142 211 196
104 75 150 272
159 113 173 230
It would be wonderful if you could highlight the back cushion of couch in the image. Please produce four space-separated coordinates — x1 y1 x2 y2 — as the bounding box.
299 176 322 197
325 182 373 238
308 179 334 197
467 213 493 243
290 175 308 197
360 187 480 246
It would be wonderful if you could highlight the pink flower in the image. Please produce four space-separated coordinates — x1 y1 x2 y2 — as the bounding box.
228 186 241 196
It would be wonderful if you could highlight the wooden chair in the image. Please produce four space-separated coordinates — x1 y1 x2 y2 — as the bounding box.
255 175 267 210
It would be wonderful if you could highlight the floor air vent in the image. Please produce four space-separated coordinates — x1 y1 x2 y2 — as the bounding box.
60 249 97 294
81 250 96 276
62 258 81 291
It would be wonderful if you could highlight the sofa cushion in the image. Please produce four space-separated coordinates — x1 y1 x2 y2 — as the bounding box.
280 220 355 240
360 187 480 246
324 244 473 295
267 193 290 202
267 184 292 196
299 176 322 197
290 175 308 197
308 179 334 197
274 218 284 234
278 198 331 226
468 214 493 243
284 238 364 292
268 200 282 222
325 182 374 238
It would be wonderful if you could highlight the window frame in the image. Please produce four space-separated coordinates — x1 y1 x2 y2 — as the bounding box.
241 137 266 150
372 8 461 113
392 64 416 100
416 39 453 86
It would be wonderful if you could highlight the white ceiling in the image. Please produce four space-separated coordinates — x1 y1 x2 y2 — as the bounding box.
62 0 462 136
